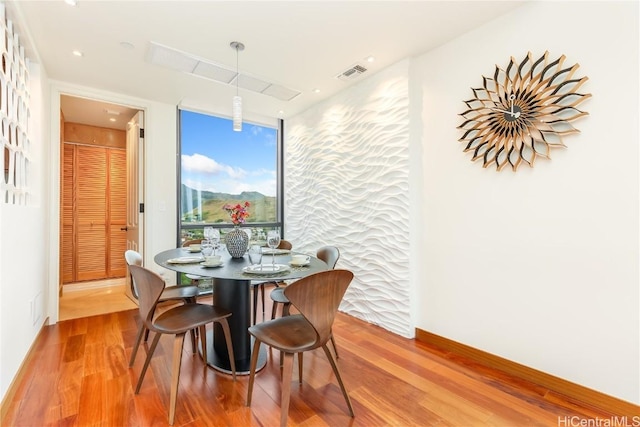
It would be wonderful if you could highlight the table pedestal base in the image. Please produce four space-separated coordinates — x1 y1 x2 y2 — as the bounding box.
203 331 266 375
204 276 266 374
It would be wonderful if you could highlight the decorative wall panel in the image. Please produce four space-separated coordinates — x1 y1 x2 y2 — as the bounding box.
286 61 412 337
0 4 31 205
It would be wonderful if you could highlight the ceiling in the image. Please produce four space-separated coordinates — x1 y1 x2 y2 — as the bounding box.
9 1 525 130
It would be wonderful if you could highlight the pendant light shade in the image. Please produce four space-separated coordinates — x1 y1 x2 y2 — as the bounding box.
232 95 242 131
230 41 244 132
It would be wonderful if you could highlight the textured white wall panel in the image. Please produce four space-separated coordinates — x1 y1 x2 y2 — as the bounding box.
286 61 412 337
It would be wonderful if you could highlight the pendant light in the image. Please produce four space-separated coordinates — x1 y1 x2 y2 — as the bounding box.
230 41 244 132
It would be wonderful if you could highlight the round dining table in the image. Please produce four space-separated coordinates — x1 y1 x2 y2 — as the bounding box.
154 246 328 374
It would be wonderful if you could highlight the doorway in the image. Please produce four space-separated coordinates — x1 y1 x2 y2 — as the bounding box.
59 94 143 318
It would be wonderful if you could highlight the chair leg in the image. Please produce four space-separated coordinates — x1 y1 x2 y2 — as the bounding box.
198 325 207 363
322 344 354 417
282 302 291 317
189 329 197 354
135 332 162 394
168 333 186 425
330 332 339 359
186 297 198 354
218 319 236 380
144 306 158 342
280 352 294 427
271 300 279 320
129 324 146 367
246 338 262 406
297 352 303 384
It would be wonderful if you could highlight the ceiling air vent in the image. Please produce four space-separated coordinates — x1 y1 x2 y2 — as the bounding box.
337 63 367 82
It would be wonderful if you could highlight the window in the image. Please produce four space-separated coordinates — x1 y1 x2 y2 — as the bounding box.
178 109 283 245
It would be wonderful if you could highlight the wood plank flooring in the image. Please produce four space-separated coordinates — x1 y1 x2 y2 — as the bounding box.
3 286 622 426
59 279 136 321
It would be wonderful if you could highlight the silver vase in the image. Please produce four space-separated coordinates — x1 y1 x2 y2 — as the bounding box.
226 226 249 258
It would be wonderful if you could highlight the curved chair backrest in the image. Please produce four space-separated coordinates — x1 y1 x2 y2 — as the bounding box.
278 240 293 250
182 238 203 247
125 249 142 267
124 249 143 298
128 264 166 329
316 246 340 270
284 269 353 348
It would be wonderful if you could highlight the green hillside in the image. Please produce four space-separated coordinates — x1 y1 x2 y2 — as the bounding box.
181 185 276 223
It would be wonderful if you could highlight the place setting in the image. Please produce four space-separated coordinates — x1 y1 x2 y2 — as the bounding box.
165 256 204 264
200 238 223 268
289 254 310 267
184 243 202 253
242 244 290 276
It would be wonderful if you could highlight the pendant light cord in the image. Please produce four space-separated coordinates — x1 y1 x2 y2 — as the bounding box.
235 45 239 96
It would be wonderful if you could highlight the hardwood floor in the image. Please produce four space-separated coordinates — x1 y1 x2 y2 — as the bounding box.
59 278 136 321
3 286 622 427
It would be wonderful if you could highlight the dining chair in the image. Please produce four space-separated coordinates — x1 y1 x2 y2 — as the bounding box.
251 239 293 324
181 238 209 289
128 264 236 425
246 269 355 427
125 249 200 367
270 245 341 358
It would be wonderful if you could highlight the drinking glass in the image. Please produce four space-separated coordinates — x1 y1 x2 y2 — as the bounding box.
267 230 280 268
248 245 262 267
204 226 214 240
209 229 220 255
201 239 214 259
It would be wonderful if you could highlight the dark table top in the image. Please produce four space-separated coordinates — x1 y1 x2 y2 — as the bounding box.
154 247 328 282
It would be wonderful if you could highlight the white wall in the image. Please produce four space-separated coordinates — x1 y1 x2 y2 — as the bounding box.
286 61 414 337
0 61 50 400
417 1 638 404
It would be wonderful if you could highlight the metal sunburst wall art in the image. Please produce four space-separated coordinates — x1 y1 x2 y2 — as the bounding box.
458 51 591 171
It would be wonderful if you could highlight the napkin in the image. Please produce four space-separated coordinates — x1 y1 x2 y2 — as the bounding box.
166 257 202 264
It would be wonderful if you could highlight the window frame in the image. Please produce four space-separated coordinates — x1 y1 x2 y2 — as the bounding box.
176 108 285 247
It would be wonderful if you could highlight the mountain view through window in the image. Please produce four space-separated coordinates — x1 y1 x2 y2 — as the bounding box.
180 110 278 227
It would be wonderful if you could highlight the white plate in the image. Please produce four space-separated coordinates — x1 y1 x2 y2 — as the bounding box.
200 261 223 268
262 248 290 255
187 248 201 253
166 257 203 264
243 264 290 275
290 260 310 267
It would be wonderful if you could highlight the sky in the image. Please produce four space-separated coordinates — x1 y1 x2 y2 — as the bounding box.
180 110 278 197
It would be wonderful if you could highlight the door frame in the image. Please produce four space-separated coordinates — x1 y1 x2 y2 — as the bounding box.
48 83 148 324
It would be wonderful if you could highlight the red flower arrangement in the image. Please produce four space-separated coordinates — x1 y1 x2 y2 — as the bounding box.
223 201 250 225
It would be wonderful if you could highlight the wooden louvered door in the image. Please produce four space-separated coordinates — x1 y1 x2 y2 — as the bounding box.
61 144 75 283
62 143 126 283
109 149 127 277
76 146 107 281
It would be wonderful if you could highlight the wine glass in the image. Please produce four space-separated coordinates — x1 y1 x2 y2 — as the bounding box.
204 226 214 241
266 230 280 269
201 239 213 260
210 229 220 255
248 245 262 268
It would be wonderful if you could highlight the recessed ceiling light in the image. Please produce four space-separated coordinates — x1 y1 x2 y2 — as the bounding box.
120 41 135 50
64 0 77 6
109 118 117 122
366 55 375 63
313 88 321 93
72 50 83 57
